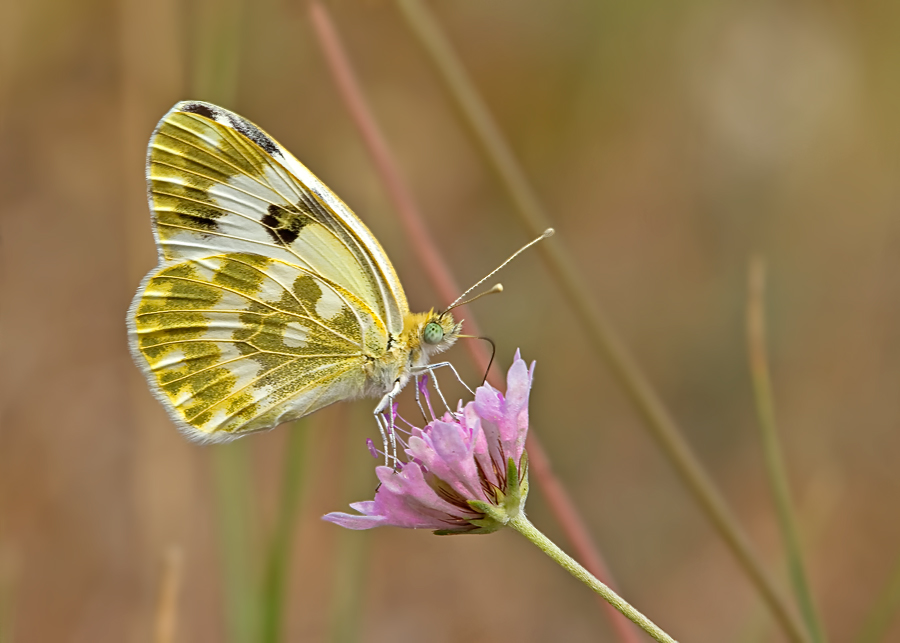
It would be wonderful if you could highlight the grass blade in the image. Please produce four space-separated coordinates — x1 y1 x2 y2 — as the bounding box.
328 408 373 643
261 422 309 643
212 444 260 643
747 257 827 643
188 0 259 640
855 551 900 643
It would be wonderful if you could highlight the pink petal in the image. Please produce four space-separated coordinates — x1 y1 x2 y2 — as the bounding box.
322 511 387 530
371 465 471 529
406 422 483 500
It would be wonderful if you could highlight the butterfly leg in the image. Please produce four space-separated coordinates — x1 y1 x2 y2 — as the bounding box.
426 361 476 396
411 362 471 418
373 410 399 469
373 413 390 468
374 379 403 468
413 374 430 423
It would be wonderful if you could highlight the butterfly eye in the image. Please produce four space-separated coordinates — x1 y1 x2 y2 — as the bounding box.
423 321 444 345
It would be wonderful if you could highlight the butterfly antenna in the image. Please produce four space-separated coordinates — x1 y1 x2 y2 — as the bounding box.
443 284 503 314
444 228 554 313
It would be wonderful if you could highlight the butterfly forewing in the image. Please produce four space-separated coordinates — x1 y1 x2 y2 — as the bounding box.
130 101 409 441
148 101 407 334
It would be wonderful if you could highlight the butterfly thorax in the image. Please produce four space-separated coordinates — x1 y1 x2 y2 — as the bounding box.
364 310 460 396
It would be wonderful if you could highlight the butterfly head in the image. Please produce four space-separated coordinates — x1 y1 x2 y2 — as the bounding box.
404 310 461 365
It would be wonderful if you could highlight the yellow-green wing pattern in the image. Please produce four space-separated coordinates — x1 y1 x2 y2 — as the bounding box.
146 100 408 335
130 252 383 441
129 101 406 441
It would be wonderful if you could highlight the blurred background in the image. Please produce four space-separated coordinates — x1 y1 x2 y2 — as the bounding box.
2 0 900 641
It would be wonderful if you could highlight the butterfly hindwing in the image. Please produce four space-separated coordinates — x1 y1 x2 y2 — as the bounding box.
130 252 384 440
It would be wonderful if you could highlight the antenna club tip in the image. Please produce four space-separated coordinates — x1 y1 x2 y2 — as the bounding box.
492 283 504 293
542 228 555 238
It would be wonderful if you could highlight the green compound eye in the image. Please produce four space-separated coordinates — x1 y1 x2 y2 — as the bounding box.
423 321 444 345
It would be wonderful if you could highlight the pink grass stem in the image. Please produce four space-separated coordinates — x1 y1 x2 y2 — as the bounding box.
307 4 639 641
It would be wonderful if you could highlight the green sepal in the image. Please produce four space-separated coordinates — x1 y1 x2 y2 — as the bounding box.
516 450 529 505
467 499 507 526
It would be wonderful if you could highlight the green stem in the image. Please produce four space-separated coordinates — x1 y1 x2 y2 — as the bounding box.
212 444 260 643
192 0 244 105
747 258 827 643
508 513 677 643
854 550 900 643
192 0 253 638
393 3 808 641
328 408 373 643
261 422 308 643
328 528 369 643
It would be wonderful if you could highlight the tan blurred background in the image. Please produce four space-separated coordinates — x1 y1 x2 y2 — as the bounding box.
2 0 900 641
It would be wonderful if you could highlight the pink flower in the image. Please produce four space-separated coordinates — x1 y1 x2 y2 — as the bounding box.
324 351 535 534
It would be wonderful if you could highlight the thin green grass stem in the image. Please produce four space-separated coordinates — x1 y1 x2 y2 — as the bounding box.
212 444 260 643
855 551 900 643
328 408 373 643
393 2 807 641
734 474 838 643
747 257 827 643
192 0 244 107
509 513 677 643
328 531 368 643
261 422 309 643
191 0 254 640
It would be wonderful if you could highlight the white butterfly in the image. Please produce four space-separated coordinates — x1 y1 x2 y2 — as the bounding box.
128 101 464 444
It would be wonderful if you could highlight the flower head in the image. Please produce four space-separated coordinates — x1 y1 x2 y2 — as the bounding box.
324 351 535 534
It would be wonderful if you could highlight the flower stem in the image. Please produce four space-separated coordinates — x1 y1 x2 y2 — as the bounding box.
508 513 677 643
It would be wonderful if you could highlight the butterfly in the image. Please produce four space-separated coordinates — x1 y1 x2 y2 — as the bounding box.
127 101 465 444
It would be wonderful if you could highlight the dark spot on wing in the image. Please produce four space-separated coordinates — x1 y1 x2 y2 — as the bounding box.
225 112 280 157
151 178 222 233
262 202 314 246
170 204 222 232
180 102 217 120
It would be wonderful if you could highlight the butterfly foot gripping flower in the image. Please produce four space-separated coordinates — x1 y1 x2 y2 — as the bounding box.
324 351 534 534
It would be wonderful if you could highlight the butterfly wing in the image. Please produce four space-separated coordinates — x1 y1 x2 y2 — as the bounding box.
146 101 408 333
128 101 407 442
